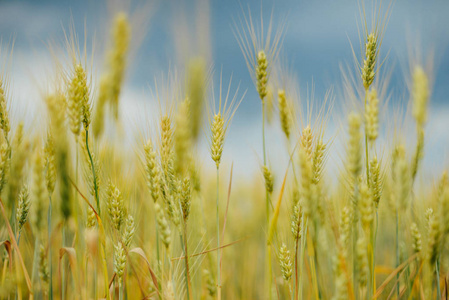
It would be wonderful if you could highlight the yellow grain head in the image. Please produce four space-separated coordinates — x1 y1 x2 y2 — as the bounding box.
300 125 313 160
160 115 174 177
144 140 161 202
365 88 379 142
356 237 368 287
265 85 275 123
123 214 136 248
109 12 131 119
412 66 429 127
437 175 449 244
359 181 373 232
369 156 382 208
393 145 410 212
106 181 126 231
347 113 362 181
44 133 56 196
361 33 378 89
38 244 49 288
0 141 10 194
339 206 351 250
155 202 171 249
93 75 110 138
291 202 303 240
333 245 349 299
187 57 206 141
312 139 326 185
256 51 268 100
298 147 313 217
174 98 191 174
180 177 191 221
210 113 225 168
277 89 291 139
16 184 31 233
426 208 440 266
410 222 422 255
67 63 89 134
278 243 292 281
31 147 47 236
7 123 30 208
114 241 126 286
0 77 10 138
262 164 274 195
86 206 96 229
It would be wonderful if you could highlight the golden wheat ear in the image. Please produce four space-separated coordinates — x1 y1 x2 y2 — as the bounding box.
233 4 285 100
206 73 245 170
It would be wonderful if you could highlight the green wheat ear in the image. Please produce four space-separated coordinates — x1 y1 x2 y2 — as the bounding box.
277 89 292 139
0 77 11 138
412 66 430 126
362 33 378 90
256 51 268 100
278 243 293 282
210 113 225 168
16 184 31 232
109 12 131 120
106 181 126 231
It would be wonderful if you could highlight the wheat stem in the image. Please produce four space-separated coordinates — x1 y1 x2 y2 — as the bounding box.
371 210 378 299
395 212 399 299
32 237 39 295
85 130 100 215
364 89 370 186
294 224 300 300
262 99 272 298
118 281 123 300
48 196 53 300
180 232 191 300
155 219 162 298
216 167 222 300
61 226 66 300
436 256 441 299
299 217 308 300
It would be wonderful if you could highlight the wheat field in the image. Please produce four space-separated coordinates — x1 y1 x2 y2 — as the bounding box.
0 0 448 299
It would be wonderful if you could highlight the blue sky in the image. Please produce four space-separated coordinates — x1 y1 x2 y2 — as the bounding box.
1 0 449 179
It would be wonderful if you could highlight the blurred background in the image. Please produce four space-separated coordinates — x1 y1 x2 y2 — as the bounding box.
0 0 448 180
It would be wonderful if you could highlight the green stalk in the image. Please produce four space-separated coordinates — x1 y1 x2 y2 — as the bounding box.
180 233 191 300
289 283 294 300
216 167 221 300
294 233 299 300
363 87 370 300
364 89 370 187
262 99 268 223
298 217 308 300
16 218 21 300
84 130 108 297
62 226 66 300
371 210 378 299
262 99 272 299
395 212 399 299
262 100 267 170
155 219 162 298
436 256 441 299
84 252 88 300
48 196 53 300
85 130 100 215
353 210 359 299
32 236 39 295
119 282 124 300
312 219 321 299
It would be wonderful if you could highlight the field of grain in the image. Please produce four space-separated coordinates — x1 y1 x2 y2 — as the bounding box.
0 0 448 299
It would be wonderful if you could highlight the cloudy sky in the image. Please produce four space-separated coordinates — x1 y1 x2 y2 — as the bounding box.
1 0 448 180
